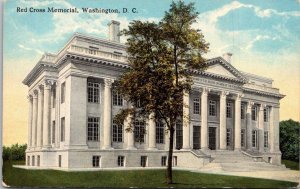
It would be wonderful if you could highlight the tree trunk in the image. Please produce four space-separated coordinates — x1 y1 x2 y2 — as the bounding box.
166 125 175 184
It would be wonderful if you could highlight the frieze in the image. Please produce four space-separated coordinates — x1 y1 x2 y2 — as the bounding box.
193 77 241 90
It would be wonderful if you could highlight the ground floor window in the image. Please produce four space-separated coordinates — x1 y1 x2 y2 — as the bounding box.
226 129 231 147
141 156 147 167
112 120 123 142
88 117 100 141
92 156 100 167
161 156 167 166
176 122 183 149
241 129 245 147
173 156 177 167
58 155 62 167
252 130 258 148
27 156 30 166
193 125 201 149
134 120 145 143
118 156 125 167
264 131 269 148
32 155 35 166
156 121 164 144
52 121 55 144
37 155 40 166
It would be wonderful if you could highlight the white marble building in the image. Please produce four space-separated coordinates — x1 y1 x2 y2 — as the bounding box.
23 21 284 169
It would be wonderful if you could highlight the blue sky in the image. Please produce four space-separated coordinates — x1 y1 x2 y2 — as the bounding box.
2 0 300 145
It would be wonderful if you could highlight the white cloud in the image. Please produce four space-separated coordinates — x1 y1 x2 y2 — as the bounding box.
18 44 43 54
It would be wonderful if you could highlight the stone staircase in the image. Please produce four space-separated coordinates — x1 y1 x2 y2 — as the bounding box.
199 150 288 172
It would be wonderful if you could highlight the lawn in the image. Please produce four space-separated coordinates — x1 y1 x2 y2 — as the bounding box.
3 161 298 188
282 159 299 170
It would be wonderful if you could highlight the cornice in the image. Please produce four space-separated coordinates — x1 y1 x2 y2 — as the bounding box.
243 88 285 99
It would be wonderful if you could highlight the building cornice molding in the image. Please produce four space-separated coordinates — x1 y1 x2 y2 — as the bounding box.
243 88 285 99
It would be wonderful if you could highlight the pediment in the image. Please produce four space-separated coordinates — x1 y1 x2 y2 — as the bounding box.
206 63 237 78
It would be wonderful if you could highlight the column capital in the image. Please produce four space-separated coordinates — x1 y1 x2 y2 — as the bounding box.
38 84 44 93
33 90 38 98
259 103 266 111
104 78 113 88
219 91 229 98
45 79 57 89
27 94 33 101
201 88 210 95
235 93 244 100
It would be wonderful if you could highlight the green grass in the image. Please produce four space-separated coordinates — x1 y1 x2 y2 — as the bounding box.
282 159 299 170
3 160 298 188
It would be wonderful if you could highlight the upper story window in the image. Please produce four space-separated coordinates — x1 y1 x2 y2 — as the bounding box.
112 120 123 142
264 108 269 122
87 117 99 141
226 102 232 118
193 98 200 115
61 117 65 142
52 88 56 108
112 90 123 106
251 106 257 121
209 100 216 116
156 121 164 144
61 82 65 104
134 120 145 143
241 103 245 119
87 79 100 103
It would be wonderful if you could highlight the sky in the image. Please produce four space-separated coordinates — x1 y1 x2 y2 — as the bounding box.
3 0 300 146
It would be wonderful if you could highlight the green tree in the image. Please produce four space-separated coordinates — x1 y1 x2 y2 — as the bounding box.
115 1 209 184
280 119 300 161
2 143 27 161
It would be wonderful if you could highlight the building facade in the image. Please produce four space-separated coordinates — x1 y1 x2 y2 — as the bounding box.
23 21 284 169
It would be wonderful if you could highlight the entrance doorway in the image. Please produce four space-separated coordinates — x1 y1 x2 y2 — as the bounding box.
209 127 216 150
193 125 200 149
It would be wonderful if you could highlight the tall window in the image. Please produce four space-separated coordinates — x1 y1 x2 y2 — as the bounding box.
58 155 62 167
61 82 65 104
141 156 147 167
112 90 123 106
112 120 123 142
118 156 125 167
61 117 65 142
193 98 200 114
32 155 35 166
156 121 164 144
241 129 245 147
88 117 99 141
264 131 269 148
175 122 183 149
52 121 55 144
226 102 232 118
251 106 257 121
173 156 177 167
209 100 216 116
241 103 245 119
27 156 30 166
52 88 56 108
161 156 167 166
134 120 145 143
37 155 40 166
92 156 100 167
226 129 231 146
264 108 268 122
252 130 257 148
87 79 100 103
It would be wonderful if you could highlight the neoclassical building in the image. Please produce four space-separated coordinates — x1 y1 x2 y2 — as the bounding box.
23 21 284 169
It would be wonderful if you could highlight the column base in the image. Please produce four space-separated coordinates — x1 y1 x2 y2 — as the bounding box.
127 146 137 150
102 146 114 150
234 148 241 152
42 145 52 150
147 147 157 150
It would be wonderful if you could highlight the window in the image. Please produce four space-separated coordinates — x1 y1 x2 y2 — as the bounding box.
32 156 35 166
61 117 65 142
193 98 200 114
136 99 141 108
88 117 99 141
112 120 123 142
37 155 40 166
141 156 147 167
112 90 123 106
87 79 100 103
118 156 125 167
92 156 100 167
193 125 201 149
264 108 268 122
264 131 269 148
241 129 245 147
175 122 183 149
58 155 62 167
134 120 145 143
161 156 167 166
226 129 231 146
61 82 65 104
226 102 232 118
52 121 55 144
251 106 257 121
209 100 216 116
27 156 30 166
252 130 257 148
52 88 56 108
156 121 164 144
241 104 245 119
173 156 177 167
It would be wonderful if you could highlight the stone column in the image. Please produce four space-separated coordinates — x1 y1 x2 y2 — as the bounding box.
42 81 52 148
103 79 113 149
31 91 38 148
36 86 44 148
201 88 208 149
182 91 190 149
148 113 157 150
234 94 242 151
258 104 265 153
246 102 253 150
270 106 280 152
219 91 228 150
27 95 33 149
126 111 136 150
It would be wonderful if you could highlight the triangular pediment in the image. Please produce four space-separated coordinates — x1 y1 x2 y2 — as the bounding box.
202 57 247 83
